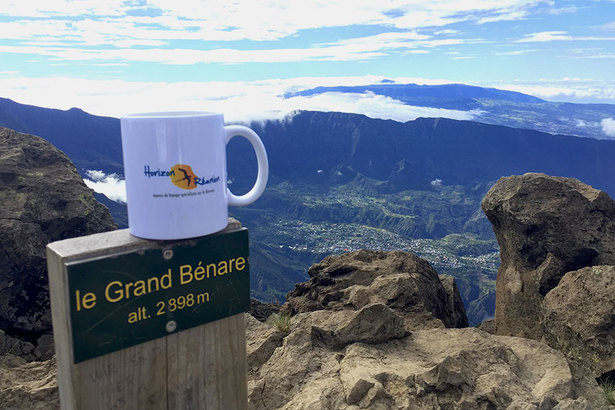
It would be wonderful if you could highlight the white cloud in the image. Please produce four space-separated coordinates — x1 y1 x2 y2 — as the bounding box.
516 30 615 42
484 78 615 102
601 117 615 138
0 44 393 64
3 74 615 128
478 10 528 24
546 6 579 15
430 178 443 186
0 75 483 123
496 49 538 55
0 28 477 64
1 75 614 122
0 1 562 68
84 170 126 203
572 53 615 59
600 21 615 32
0 1 551 48
516 31 571 42
281 91 484 123
433 29 459 35
0 1 126 18
85 170 107 181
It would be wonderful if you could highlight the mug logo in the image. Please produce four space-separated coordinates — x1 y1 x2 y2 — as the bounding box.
143 164 220 190
171 164 197 190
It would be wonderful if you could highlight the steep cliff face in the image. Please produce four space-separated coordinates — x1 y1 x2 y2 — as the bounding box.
244 111 615 194
0 126 117 358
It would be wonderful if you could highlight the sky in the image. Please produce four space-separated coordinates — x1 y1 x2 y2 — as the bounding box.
0 0 615 122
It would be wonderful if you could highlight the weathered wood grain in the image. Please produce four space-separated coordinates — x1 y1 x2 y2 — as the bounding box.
46 219 247 410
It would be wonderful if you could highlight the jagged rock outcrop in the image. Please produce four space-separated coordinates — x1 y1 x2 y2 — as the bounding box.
247 249 612 409
0 127 117 357
247 305 596 409
283 249 468 330
482 173 615 339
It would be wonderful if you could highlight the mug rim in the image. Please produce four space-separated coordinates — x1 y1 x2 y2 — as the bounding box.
121 111 222 119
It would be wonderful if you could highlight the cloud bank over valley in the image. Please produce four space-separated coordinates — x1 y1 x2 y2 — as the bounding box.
83 170 126 203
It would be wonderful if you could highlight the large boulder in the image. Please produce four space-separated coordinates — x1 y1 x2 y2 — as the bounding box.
481 173 615 339
283 249 468 330
541 265 615 376
0 127 117 354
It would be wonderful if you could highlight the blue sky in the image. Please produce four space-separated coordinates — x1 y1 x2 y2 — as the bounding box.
0 0 614 119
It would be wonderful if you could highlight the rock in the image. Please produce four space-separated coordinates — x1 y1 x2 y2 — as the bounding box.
293 303 407 349
482 173 615 339
0 329 38 362
248 230 614 408
247 312 582 409
249 299 280 322
477 318 496 334
246 314 285 372
34 334 55 361
0 354 59 408
283 250 468 330
553 397 592 410
0 127 117 356
541 265 615 375
438 274 468 329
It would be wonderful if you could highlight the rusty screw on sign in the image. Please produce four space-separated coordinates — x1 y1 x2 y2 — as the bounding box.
162 250 176 332
163 250 176 333
166 320 177 333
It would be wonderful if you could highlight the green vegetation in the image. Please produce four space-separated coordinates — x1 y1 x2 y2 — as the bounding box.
599 379 615 406
268 312 293 334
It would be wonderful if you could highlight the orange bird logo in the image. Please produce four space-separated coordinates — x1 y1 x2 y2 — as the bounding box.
170 164 197 190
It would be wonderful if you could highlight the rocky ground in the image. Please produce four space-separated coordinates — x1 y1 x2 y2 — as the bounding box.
245 249 606 409
0 354 58 409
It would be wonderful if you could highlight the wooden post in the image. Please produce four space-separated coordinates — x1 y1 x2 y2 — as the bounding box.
46 218 248 410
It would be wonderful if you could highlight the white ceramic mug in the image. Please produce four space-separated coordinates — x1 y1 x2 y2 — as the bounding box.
120 111 268 240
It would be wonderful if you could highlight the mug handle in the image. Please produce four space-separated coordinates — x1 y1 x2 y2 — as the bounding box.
225 125 269 206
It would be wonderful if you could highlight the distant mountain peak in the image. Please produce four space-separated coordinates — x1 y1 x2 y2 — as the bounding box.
284 82 546 105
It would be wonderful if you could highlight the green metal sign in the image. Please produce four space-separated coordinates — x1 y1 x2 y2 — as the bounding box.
66 228 250 363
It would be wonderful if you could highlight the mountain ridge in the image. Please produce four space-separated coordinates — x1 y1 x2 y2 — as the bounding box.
285 82 546 106
283 83 615 139
2 97 615 325
242 111 615 195
0 98 122 176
